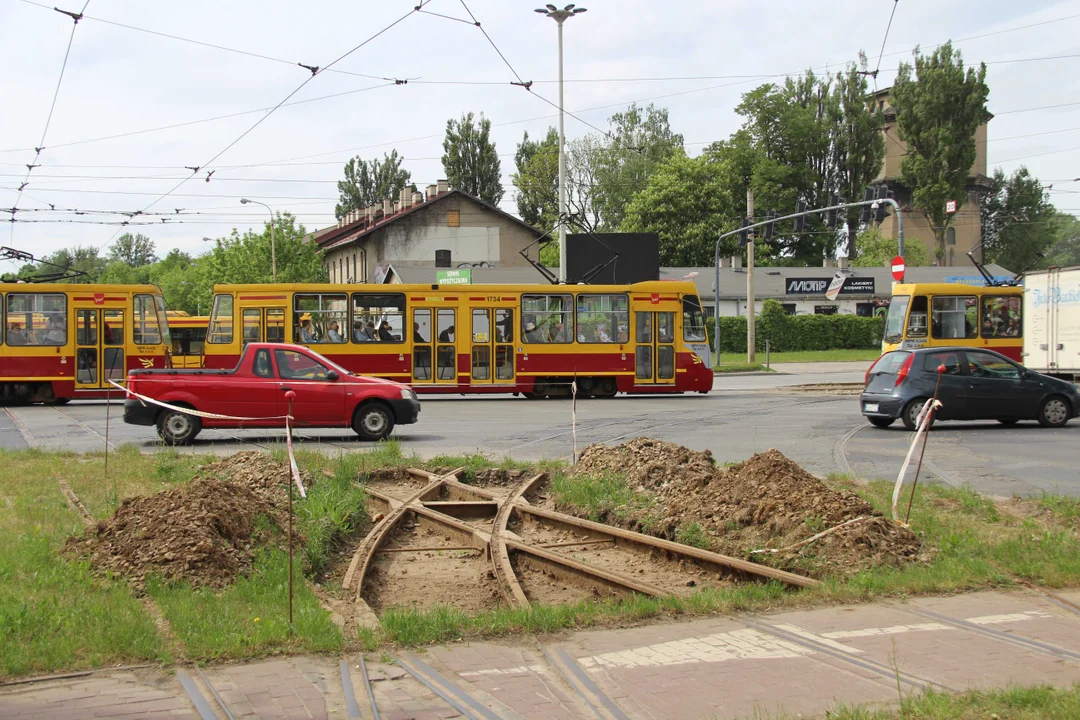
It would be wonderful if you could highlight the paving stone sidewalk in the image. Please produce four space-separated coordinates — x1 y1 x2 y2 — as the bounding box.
4 589 1080 720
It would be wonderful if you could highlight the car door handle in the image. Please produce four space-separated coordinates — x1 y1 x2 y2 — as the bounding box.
280 386 293 391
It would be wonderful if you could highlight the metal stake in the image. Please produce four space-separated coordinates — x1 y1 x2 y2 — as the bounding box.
905 367 944 524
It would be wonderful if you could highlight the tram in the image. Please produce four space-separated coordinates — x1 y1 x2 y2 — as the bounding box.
0 284 171 403
166 313 209 368
881 282 1024 361
202 281 713 396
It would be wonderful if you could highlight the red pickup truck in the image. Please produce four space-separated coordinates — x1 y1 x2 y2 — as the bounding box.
123 342 420 445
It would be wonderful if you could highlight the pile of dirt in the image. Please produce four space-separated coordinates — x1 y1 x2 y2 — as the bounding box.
64 452 311 589
568 440 922 578
575 438 717 493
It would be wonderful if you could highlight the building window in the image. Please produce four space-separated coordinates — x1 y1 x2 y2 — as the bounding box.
946 227 956 245
447 209 460 227
855 302 875 317
781 303 796 315
522 294 573 343
814 305 839 315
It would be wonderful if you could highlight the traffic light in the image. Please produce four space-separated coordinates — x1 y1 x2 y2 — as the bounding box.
793 200 807 233
826 193 841 228
738 216 752 247
860 187 876 224
763 209 778 241
875 185 891 224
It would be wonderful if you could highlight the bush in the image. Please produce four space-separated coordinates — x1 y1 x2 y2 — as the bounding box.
704 299 884 353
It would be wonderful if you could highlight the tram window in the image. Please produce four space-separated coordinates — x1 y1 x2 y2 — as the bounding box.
682 296 707 342
981 295 1022 338
266 308 285 343
207 295 234 344
576 294 627 343
351 293 405 343
294 293 348 343
242 309 261 344
522 294 573 343
6 293 66 346
103 309 124 346
931 296 977 339
134 294 163 345
495 308 513 343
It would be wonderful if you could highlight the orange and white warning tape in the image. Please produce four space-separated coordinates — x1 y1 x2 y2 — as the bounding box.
109 379 307 498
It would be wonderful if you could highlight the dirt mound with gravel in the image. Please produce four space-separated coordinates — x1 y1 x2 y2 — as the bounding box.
64 452 310 589
576 438 717 493
568 441 922 578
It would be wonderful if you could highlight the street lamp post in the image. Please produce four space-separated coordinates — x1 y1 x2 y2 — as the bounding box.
240 198 277 283
535 3 586 283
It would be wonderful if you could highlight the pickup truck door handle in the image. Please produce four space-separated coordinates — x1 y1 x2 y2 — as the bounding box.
280 386 293 392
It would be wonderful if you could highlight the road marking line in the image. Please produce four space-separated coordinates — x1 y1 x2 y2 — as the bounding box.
822 610 1051 639
774 624 864 654
967 610 1051 625
459 664 546 678
576 628 813 670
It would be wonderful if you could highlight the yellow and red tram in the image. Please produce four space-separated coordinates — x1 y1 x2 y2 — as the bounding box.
202 281 713 396
0 284 171 403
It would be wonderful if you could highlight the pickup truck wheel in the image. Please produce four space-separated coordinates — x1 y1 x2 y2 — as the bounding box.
157 409 201 445
353 403 394 441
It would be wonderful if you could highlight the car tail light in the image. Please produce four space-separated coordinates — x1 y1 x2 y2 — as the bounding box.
895 353 914 386
864 357 882 386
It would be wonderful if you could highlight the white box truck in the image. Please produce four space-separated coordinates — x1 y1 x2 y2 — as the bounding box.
1023 266 1080 379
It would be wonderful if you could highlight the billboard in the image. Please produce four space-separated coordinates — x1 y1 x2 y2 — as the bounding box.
565 232 659 285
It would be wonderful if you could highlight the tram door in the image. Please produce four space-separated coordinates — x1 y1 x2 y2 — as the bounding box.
239 306 286 345
411 307 458 384
74 307 126 389
633 310 676 385
469 307 515 385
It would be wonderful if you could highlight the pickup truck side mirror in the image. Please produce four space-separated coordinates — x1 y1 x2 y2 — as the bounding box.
326 370 339 381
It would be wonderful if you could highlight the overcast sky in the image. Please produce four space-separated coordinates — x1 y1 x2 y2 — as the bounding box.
1 0 1078 270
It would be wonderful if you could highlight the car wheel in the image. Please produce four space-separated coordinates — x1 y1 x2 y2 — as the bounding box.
156 409 201 445
996 418 1019 426
868 416 895 428
901 398 933 431
353 403 394 441
1037 395 1071 428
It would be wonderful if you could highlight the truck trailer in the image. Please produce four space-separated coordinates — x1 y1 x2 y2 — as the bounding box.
1023 265 1080 379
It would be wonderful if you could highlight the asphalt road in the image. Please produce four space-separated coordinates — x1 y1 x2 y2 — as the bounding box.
2 367 1078 497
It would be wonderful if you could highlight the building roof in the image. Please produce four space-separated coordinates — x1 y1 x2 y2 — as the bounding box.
315 188 544 252
387 265 555 285
663 264 1015 300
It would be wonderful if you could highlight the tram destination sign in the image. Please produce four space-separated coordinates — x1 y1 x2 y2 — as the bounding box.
785 277 875 296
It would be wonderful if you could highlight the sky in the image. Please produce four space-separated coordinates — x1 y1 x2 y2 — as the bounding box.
1 0 1079 272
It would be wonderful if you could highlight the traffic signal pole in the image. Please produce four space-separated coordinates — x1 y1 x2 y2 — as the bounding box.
711 198 904 363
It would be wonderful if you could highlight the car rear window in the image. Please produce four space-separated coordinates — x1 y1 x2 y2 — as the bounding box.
873 351 910 375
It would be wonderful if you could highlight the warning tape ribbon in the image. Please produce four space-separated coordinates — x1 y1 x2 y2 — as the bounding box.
109 379 306 498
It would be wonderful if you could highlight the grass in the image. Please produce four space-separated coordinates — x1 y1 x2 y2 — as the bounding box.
803 684 1080 719
6 443 1080 677
717 349 881 364
714 361 775 373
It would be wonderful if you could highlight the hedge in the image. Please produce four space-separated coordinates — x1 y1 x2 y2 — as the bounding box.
704 299 884 353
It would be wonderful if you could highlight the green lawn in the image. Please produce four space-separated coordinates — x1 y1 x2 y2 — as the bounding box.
717 349 881 365
713 361 774 373
811 684 1080 720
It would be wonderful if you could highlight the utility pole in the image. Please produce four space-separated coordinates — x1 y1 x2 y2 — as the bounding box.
746 187 755 364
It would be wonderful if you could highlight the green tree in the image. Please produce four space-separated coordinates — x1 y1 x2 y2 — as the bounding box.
21 246 108 283
594 103 683 229
109 232 156 267
620 150 740 266
335 150 412 220
195 213 326 317
442 112 503 204
1042 213 1080 267
980 167 1057 272
852 226 929 267
832 56 886 257
148 249 199 314
513 128 558 228
891 42 989 261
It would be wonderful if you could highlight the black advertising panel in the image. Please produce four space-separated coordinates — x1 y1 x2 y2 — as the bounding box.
784 277 876 296
565 233 659 285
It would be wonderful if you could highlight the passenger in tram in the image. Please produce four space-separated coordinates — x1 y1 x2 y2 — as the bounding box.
298 316 317 343
327 321 344 343
548 320 568 343
378 320 396 342
6 322 27 345
524 321 541 343
597 322 612 343
353 321 371 342
44 315 66 345
438 324 455 343
413 321 426 343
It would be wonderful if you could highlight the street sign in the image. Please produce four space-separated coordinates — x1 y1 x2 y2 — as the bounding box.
891 256 905 282
436 269 471 285
825 272 846 301
945 199 957 214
